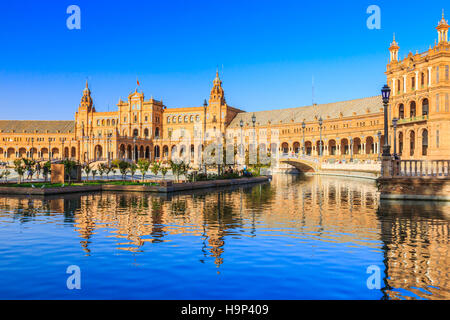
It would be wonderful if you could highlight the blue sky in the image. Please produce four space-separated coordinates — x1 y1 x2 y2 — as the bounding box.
0 0 447 119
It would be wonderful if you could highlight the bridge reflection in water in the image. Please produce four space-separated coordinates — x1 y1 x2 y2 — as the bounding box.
0 175 448 299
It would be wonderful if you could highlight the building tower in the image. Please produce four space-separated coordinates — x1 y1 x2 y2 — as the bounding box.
79 80 94 112
437 10 449 44
389 33 400 63
207 70 226 134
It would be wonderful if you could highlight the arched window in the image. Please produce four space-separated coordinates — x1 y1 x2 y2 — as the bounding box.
410 101 416 117
422 99 429 116
184 116 188 123
178 116 182 123
422 129 428 156
436 94 440 112
398 104 405 119
155 127 160 138
167 116 171 123
144 128 149 137
133 129 139 137
190 115 194 122
410 131 415 156
173 116 176 123
196 115 200 122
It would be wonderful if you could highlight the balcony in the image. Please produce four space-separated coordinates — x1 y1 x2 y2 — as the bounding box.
397 115 428 125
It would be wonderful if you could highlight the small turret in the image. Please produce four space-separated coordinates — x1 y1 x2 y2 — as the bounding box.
389 33 400 62
437 9 449 44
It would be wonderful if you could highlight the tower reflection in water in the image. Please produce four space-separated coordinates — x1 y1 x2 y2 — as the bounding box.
0 175 448 299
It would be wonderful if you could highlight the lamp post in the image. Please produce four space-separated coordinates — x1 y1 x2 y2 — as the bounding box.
350 137 354 162
392 117 398 159
302 121 306 156
318 117 323 157
61 138 65 160
252 114 256 165
48 137 52 161
381 84 391 157
30 138 34 160
377 131 382 161
240 119 244 166
133 137 137 163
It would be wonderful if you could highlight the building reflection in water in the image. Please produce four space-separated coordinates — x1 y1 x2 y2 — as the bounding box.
0 174 448 299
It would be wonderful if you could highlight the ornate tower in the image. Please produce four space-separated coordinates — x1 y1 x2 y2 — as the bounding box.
79 80 94 112
437 10 449 44
389 33 400 63
207 71 227 134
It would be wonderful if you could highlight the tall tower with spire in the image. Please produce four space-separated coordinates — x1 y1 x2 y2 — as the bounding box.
79 80 94 112
207 70 227 133
437 9 449 44
389 33 400 62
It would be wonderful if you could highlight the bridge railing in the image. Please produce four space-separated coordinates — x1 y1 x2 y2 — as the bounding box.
392 160 450 178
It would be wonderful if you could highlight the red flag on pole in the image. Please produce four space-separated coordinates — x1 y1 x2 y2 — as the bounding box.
137 78 140 86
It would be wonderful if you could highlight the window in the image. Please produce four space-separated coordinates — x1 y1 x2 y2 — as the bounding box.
421 72 425 87
436 130 440 148
124 116 127 123
436 94 440 112
190 115 194 122
446 94 449 112
436 66 440 83
411 77 415 90
178 116 182 123
167 116 171 123
196 115 200 122
446 66 449 81
184 116 188 123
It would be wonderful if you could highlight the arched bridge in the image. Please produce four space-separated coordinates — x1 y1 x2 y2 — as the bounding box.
279 155 320 173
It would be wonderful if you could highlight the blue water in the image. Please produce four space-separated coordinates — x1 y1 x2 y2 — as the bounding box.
0 175 448 299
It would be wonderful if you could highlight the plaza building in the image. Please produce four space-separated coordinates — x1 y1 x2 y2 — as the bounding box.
0 14 449 167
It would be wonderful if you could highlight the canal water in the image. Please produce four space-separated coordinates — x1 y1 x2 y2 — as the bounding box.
0 175 448 300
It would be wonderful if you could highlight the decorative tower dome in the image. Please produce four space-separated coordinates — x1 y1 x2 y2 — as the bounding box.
389 33 400 62
80 80 93 111
437 9 449 43
210 70 225 104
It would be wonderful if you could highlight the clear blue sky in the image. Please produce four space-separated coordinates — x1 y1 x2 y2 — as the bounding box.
0 0 447 120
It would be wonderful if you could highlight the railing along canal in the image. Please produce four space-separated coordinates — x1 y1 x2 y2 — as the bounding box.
392 160 450 178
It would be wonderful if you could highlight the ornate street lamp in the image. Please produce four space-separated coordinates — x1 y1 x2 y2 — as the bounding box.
318 117 323 157
30 138 34 160
392 117 398 159
302 121 306 156
377 131 382 161
48 137 52 161
133 137 137 162
240 119 244 164
381 84 391 157
350 137 354 162
252 114 256 164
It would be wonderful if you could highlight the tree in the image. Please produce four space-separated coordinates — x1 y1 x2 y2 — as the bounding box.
2 169 11 183
170 160 189 183
129 163 137 180
137 159 151 181
43 161 51 182
13 159 26 184
150 161 160 178
118 161 130 180
62 159 77 185
92 169 97 180
98 163 106 180
83 164 92 181
160 166 168 180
